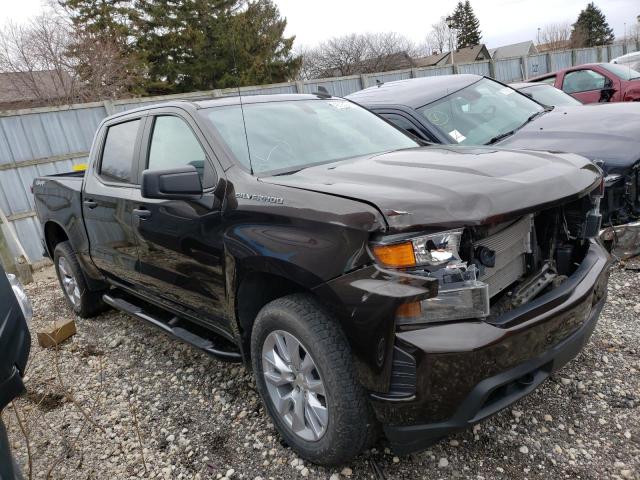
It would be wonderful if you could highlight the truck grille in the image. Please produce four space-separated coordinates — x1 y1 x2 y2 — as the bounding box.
474 215 532 297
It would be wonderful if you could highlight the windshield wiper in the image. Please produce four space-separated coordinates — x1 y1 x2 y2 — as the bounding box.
486 108 552 145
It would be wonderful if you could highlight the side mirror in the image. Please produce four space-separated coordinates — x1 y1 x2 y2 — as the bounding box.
141 166 203 200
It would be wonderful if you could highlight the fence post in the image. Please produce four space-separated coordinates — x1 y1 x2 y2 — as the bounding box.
488 59 496 79
571 49 577 67
0 208 30 268
410 68 418 78
360 74 369 89
0 222 16 274
520 56 529 80
295 81 305 93
103 99 116 116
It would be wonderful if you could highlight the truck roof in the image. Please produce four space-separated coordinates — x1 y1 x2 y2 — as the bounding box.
104 94 328 122
346 74 482 108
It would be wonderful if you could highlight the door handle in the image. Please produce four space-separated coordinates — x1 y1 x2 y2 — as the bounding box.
83 199 97 209
133 208 151 219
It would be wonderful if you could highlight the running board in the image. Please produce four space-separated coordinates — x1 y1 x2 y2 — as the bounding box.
102 293 242 362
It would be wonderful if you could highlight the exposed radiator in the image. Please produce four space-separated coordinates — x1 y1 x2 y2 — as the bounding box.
474 215 532 297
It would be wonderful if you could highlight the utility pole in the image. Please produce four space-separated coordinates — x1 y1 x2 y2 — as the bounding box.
446 16 455 68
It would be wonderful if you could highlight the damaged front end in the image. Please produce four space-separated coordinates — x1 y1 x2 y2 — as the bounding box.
369 190 603 329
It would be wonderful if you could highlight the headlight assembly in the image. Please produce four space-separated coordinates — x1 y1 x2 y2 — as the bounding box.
370 229 490 325
371 228 463 269
395 264 489 325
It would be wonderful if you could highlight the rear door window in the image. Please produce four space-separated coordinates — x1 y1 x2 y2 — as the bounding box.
100 119 141 183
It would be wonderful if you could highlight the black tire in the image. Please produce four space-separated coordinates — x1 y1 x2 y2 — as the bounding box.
251 293 375 466
53 241 106 318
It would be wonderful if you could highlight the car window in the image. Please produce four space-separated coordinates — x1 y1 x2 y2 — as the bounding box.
382 113 426 140
147 116 207 179
100 119 140 183
562 70 607 93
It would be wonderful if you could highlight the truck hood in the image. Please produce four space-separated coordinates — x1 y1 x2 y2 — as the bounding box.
498 103 640 174
261 146 600 232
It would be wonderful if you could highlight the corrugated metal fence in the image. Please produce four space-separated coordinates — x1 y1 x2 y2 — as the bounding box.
1 41 639 267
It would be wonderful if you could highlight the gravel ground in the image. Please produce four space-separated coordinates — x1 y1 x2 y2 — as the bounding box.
3 263 639 480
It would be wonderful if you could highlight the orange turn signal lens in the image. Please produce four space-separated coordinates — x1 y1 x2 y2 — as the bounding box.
396 301 422 319
372 242 416 268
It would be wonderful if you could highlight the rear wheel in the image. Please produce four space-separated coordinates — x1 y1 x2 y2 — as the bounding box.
53 241 106 318
251 293 375 466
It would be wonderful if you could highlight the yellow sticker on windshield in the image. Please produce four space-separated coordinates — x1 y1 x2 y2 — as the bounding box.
449 130 466 143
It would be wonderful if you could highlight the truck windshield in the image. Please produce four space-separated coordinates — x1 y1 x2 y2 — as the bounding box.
417 77 544 145
201 99 418 174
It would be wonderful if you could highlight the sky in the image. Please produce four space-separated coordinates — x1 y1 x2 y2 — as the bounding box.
0 0 638 49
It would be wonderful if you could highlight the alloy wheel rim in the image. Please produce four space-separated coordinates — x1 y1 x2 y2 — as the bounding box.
261 330 328 442
58 257 80 307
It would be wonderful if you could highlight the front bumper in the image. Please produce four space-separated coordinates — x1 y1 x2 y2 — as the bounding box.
374 241 611 454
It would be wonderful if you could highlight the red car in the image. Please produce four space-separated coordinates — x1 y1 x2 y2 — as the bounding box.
529 62 640 103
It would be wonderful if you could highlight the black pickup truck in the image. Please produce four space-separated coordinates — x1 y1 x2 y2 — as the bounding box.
33 94 610 465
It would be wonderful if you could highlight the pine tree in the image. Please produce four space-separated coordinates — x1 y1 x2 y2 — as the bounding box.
227 0 301 88
461 0 482 47
58 0 133 39
450 1 465 49
450 0 482 49
571 2 614 47
132 0 300 94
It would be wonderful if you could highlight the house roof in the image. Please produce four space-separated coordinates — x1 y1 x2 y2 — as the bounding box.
414 51 450 67
536 40 571 52
415 44 491 67
451 44 491 63
489 40 538 59
0 70 72 109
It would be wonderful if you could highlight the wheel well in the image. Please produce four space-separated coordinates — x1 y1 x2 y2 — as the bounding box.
236 271 308 359
44 222 68 257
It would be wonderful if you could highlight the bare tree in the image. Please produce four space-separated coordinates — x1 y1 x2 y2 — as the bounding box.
0 15 78 106
623 23 640 43
538 21 572 51
0 11 141 109
298 32 417 79
427 17 457 55
70 30 142 101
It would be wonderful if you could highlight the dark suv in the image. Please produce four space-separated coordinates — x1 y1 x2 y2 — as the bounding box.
33 94 610 465
0 265 32 479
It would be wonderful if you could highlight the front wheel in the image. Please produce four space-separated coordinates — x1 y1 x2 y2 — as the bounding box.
251 294 375 466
